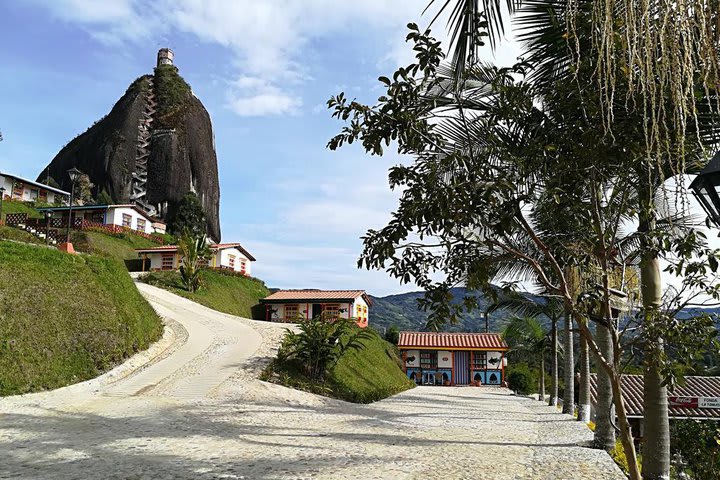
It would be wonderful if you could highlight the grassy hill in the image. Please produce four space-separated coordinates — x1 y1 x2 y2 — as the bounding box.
262 328 414 403
139 270 270 319
0 225 44 245
0 199 43 220
0 241 163 396
70 230 160 261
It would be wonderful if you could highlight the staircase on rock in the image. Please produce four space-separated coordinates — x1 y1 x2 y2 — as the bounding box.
130 77 157 216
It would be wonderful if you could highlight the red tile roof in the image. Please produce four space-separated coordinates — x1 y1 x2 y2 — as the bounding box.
398 332 508 350
134 242 256 260
590 374 720 419
261 289 371 305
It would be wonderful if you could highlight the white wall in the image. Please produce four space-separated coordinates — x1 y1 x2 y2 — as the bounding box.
107 207 153 233
405 349 420 367
214 247 252 275
437 350 453 368
144 252 178 270
352 297 369 324
0 175 63 204
269 302 352 321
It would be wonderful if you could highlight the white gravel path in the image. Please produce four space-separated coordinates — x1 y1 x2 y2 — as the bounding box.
0 283 626 480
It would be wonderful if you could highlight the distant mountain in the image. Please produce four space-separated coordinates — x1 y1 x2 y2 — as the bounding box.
369 287 544 333
368 287 720 334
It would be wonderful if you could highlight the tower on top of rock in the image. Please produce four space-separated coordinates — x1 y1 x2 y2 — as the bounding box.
157 48 174 67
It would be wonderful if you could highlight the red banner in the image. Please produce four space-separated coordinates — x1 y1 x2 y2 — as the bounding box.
668 396 699 408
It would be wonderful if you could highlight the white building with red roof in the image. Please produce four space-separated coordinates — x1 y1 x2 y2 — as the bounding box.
135 242 255 275
259 289 371 328
397 331 509 387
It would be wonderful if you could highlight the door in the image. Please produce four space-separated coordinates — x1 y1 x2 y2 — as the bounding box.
312 303 322 319
454 351 470 385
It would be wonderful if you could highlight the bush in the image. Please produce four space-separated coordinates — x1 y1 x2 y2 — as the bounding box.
384 325 400 345
278 315 373 380
670 419 720 479
506 362 537 395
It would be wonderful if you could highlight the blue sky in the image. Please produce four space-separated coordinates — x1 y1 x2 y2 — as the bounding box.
0 1 521 297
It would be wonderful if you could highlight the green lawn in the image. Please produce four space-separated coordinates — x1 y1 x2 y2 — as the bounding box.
0 225 45 245
71 230 161 261
0 199 43 221
0 241 163 396
262 329 414 403
139 269 270 319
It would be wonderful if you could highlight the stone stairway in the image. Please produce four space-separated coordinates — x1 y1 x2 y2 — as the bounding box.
130 77 157 216
13 220 58 245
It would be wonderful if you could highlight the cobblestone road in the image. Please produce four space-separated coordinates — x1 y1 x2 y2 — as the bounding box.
0 285 625 480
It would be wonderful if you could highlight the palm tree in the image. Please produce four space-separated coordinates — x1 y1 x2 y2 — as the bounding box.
502 316 550 401
178 229 210 293
427 3 720 477
489 292 563 406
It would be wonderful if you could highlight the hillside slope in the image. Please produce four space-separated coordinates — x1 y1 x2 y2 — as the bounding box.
139 270 270 319
370 287 539 333
0 241 163 395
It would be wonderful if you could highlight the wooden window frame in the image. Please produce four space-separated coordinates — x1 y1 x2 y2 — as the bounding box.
136 218 146 232
161 254 175 270
122 213 132 228
284 304 299 321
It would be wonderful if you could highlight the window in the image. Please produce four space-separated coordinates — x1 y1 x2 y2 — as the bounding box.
472 352 487 369
284 304 299 320
324 304 340 319
136 218 146 232
239 258 247 274
39 190 48 202
161 254 174 270
227 254 236 269
122 213 132 228
30 189 39 201
420 351 438 368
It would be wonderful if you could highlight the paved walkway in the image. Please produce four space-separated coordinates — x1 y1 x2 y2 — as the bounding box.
0 284 625 480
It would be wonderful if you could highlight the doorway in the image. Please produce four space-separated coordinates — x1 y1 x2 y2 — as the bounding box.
312 303 322 319
454 351 470 385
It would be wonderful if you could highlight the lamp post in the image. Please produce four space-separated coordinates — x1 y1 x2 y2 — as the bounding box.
45 211 52 246
0 186 5 224
64 167 82 248
689 151 720 227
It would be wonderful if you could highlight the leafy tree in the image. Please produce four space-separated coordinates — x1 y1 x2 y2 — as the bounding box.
328 17 719 480
489 293 563 407
502 316 549 401
170 192 206 237
670 419 720 479
506 362 537 395
76 173 94 205
178 229 209 293
96 189 113 206
384 325 400 345
277 315 373 381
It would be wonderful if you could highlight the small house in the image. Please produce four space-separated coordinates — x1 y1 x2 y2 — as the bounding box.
260 290 371 328
398 331 509 386
0 172 70 204
589 374 720 441
37 204 162 235
135 243 255 275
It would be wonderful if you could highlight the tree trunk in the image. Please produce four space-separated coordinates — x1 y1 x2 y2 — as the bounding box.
594 321 616 450
639 184 670 480
610 370 643 480
641 256 670 480
539 352 546 402
578 318 591 422
562 313 575 415
549 316 558 406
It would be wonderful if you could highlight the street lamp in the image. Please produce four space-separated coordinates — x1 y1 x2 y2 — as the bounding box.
0 186 5 224
65 167 82 244
689 151 720 227
45 211 52 246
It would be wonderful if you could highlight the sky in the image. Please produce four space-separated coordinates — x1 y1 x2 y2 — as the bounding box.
2 1 712 301
0 1 523 296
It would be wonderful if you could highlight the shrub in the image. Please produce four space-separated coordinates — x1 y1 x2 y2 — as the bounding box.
384 325 400 345
277 315 374 381
670 419 720 478
506 362 537 395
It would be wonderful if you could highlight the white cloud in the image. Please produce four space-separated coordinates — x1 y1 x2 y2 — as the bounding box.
31 0 423 116
227 78 302 116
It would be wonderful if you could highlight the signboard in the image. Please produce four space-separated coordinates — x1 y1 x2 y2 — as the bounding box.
668 396 720 409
